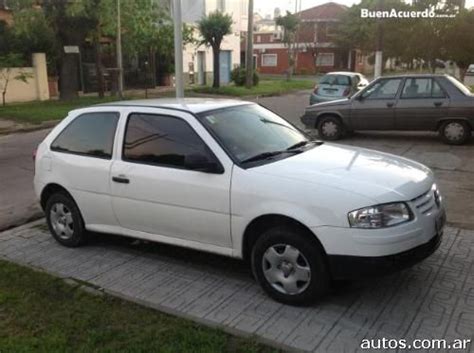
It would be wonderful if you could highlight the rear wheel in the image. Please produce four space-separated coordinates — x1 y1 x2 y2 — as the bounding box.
439 120 471 145
317 116 343 140
251 226 329 306
45 193 87 247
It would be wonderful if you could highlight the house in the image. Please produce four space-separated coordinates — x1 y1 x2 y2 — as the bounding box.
181 0 245 85
248 2 371 75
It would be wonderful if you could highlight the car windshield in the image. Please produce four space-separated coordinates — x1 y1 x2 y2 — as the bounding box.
319 74 351 86
198 104 313 166
446 76 473 96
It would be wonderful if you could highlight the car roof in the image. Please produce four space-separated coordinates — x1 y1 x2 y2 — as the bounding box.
324 71 362 76
96 98 251 114
376 73 449 79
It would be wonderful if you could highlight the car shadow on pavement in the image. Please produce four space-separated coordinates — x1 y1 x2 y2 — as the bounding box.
86 231 415 306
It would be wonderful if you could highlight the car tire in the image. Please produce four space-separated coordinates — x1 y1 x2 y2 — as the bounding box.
439 120 471 145
317 116 343 140
45 192 87 247
251 226 329 306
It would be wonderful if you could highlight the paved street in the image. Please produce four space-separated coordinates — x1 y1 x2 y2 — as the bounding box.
1 221 473 352
0 129 50 231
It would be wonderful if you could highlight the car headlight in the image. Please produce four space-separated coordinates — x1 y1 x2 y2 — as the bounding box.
348 202 412 229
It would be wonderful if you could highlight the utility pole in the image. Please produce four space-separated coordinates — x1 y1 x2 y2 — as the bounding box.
172 0 184 98
116 0 124 98
245 0 254 88
374 0 384 78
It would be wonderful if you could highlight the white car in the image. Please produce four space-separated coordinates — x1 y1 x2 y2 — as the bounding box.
34 99 446 305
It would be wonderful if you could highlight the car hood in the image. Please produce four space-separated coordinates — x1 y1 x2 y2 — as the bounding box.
306 98 351 110
253 143 433 204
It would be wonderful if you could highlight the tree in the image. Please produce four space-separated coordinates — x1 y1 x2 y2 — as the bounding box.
445 9 474 81
276 11 299 80
197 11 233 88
0 53 32 106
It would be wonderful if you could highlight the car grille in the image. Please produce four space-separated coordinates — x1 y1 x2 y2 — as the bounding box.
411 187 437 215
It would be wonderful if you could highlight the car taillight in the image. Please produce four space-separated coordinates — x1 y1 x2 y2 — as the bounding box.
313 85 319 94
343 87 351 96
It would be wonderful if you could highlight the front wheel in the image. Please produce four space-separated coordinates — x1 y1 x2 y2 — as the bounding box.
317 116 343 140
439 120 471 145
251 226 329 306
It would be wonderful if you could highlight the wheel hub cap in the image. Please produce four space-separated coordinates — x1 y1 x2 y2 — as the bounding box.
445 122 464 141
50 202 74 240
262 244 311 295
322 121 338 137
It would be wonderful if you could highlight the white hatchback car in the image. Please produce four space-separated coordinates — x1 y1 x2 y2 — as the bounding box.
34 99 446 305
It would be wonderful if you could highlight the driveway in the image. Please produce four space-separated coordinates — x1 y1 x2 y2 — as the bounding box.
257 91 474 229
1 221 473 352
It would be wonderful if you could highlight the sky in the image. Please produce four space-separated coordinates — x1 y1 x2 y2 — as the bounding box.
254 0 474 18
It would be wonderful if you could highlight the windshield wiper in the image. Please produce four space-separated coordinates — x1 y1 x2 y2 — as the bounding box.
286 140 323 150
241 150 301 164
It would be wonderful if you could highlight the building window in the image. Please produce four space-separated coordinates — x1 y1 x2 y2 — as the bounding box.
256 35 261 43
316 53 334 66
326 23 337 36
262 54 277 67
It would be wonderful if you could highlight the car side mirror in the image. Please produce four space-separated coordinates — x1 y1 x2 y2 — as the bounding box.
185 153 223 174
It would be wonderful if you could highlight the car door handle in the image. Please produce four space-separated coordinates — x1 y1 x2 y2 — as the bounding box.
112 176 130 184
386 102 394 108
434 102 443 107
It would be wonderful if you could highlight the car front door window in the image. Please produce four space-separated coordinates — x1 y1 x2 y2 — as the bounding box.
363 78 402 100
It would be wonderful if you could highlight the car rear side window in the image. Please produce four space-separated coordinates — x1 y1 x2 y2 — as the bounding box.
401 78 446 99
123 113 214 170
51 112 119 159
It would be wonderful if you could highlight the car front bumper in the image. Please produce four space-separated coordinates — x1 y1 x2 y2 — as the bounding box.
327 229 443 279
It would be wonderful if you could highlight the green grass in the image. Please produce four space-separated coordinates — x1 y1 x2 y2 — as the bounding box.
0 96 121 124
192 79 314 97
0 260 279 353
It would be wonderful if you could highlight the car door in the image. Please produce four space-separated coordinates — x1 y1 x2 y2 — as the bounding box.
110 108 233 248
350 78 403 130
395 77 450 130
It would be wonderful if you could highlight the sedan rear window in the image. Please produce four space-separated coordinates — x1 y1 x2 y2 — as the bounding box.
319 75 351 86
51 112 119 159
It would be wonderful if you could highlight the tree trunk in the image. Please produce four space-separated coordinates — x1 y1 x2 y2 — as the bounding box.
59 54 79 100
212 45 220 88
95 25 104 98
459 66 467 83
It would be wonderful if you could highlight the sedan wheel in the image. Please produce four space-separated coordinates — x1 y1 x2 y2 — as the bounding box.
440 120 471 145
317 116 343 140
252 226 329 306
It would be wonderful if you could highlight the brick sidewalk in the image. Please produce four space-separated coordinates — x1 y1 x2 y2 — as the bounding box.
1 221 473 352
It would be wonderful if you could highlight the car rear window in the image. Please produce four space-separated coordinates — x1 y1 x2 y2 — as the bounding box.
51 112 119 159
319 75 351 86
446 76 473 96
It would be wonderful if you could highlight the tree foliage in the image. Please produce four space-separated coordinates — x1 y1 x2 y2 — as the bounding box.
197 11 233 88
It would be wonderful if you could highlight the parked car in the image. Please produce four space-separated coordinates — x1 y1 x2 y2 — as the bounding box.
302 74 474 145
467 64 474 75
34 99 445 305
310 72 369 105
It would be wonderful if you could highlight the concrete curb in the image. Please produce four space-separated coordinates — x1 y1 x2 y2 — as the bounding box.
0 120 57 136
